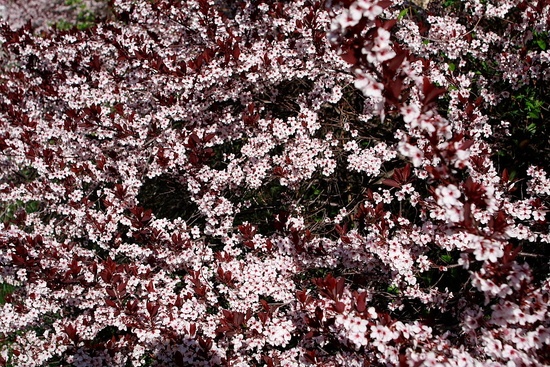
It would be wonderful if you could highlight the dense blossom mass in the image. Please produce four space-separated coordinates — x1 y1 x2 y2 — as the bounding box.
0 0 549 366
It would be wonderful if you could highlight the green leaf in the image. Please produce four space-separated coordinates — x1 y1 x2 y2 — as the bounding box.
441 254 452 263
448 63 456 72
397 9 408 21
25 200 40 214
387 285 400 295
528 111 540 119
443 0 458 7
0 283 16 305
536 39 547 50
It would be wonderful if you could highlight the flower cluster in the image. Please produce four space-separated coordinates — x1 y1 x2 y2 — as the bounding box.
0 0 549 366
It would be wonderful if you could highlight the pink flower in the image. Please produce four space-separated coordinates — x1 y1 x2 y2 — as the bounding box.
473 239 504 263
435 184 462 208
350 0 384 21
354 70 384 98
401 103 421 124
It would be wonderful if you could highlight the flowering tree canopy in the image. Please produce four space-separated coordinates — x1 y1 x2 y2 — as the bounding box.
0 0 549 366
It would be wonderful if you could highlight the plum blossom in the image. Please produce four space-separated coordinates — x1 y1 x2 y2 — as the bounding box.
365 28 396 63
398 141 424 167
435 184 462 208
351 0 384 21
401 103 421 124
433 184 464 223
473 239 504 263
0 0 548 366
354 69 384 98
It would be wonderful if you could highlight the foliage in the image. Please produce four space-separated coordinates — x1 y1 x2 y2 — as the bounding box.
0 0 549 366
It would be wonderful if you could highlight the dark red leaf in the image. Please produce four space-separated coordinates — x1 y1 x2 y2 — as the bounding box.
304 350 317 364
117 282 127 295
174 351 185 367
262 355 274 367
11 254 26 266
126 299 139 313
106 288 117 298
355 291 367 313
189 323 197 336
105 298 117 308
198 337 212 351
382 178 401 188
147 301 159 318
422 77 447 105
502 168 509 182
233 45 241 61
315 306 323 322
377 0 393 9
203 133 216 143
381 18 397 30
333 301 346 313
459 140 475 150
341 49 357 65
64 324 77 342
175 294 184 308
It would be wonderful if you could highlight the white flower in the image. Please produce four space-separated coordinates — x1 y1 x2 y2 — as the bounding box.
435 184 462 208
